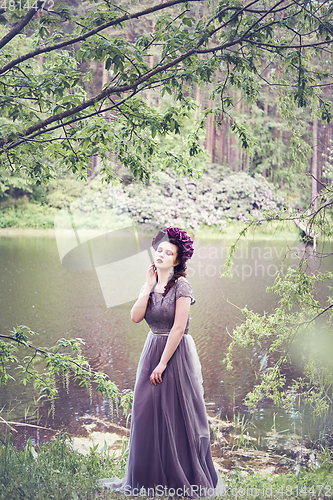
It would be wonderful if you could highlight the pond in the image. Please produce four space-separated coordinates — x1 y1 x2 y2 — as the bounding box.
0 229 332 450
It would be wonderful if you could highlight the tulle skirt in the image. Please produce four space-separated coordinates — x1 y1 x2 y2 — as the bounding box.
100 330 224 498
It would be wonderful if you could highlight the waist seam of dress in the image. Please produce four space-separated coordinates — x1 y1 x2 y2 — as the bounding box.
150 328 189 336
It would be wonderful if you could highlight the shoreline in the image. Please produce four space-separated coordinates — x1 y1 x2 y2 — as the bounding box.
3 412 321 477
0 222 304 241
0 227 57 237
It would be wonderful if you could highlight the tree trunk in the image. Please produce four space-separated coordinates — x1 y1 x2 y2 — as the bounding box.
311 114 318 208
234 91 241 171
262 71 269 177
210 69 220 164
206 106 212 162
102 65 108 90
94 61 100 94
218 117 224 165
226 117 232 168
211 120 216 164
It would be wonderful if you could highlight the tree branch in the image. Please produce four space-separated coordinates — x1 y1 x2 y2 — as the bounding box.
207 0 264 39
0 0 202 76
0 416 58 433
0 1 43 50
0 333 91 375
301 303 333 325
290 0 333 37
197 38 333 53
0 31 210 152
0 90 137 150
237 0 286 41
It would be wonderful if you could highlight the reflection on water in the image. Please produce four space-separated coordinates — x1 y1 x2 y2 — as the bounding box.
0 231 332 447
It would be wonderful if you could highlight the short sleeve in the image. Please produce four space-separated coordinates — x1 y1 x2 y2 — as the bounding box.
175 278 195 305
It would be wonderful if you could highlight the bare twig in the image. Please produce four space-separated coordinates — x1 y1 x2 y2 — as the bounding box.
0 416 58 432
0 415 18 433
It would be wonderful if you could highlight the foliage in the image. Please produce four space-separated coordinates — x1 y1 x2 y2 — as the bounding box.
235 101 311 189
0 164 87 226
223 181 333 416
0 432 124 500
0 164 285 229
0 326 133 418
323 140 333 182
0 0 332 183
0 202 57 227
0 170 33 199
0 430 333 499
221 463 333 500
122 165 284 230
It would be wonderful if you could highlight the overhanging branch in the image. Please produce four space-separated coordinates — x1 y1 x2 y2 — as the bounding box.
0 1 43 50
0 35 208 152
197 38 333 53
0 333 92 376
0 0 201 76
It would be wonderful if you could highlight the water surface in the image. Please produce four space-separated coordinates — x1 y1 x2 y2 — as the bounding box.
0 230 332 447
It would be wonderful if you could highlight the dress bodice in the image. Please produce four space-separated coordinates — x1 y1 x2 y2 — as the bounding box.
141 277 195 331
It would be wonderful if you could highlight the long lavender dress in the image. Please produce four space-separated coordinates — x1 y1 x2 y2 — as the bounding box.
100 277 223 498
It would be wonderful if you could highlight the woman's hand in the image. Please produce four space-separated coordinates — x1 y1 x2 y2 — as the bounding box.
146 262 157 288
150 361 167 385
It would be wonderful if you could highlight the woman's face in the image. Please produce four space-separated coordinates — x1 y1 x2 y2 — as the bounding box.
154 241 180 270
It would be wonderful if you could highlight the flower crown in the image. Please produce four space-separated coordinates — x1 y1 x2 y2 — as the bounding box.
152 227 194 263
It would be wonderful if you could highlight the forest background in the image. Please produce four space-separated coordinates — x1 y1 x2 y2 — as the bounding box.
1 0 332 230
0 0 333 498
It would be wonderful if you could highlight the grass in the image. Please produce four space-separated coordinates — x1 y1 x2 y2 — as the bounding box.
1 431 333 500
0 432 122 500
222 463 333 499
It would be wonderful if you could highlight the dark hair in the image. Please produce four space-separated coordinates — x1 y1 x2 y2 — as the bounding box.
162 237 187 296
152 236 187 298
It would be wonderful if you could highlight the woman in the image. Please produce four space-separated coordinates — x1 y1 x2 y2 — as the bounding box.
100 227 223 498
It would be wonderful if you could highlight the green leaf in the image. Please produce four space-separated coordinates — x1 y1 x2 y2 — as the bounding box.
182 17 194 27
